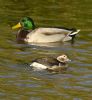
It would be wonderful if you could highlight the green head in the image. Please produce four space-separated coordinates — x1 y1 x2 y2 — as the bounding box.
12 17 35 30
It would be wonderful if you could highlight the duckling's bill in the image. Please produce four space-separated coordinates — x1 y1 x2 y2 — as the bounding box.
12 22 22 29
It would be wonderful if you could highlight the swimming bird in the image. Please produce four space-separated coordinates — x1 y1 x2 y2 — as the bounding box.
12 17 80 43
30 54 71 72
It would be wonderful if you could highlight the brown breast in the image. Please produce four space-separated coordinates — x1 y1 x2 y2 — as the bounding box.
16 29 31 42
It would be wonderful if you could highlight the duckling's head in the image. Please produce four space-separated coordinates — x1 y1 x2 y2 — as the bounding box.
57 54 71 63
12 17 35 30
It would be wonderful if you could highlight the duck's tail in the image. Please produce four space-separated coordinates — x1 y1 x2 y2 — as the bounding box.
63 29 80 42
69 29 80 44
69 29 80 36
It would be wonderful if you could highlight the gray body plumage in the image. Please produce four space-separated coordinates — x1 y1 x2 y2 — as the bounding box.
23 28 80 43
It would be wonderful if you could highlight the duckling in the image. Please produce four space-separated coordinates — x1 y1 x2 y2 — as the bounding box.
12 17 80 43
30 54 71 72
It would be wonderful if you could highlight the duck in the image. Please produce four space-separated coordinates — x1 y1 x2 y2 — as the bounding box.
12 17 80 43
30 54 71 72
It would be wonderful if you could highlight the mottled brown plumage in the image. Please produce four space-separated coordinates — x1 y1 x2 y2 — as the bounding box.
30 54 71 72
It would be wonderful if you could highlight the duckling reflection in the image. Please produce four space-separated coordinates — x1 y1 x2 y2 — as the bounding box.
30 54 71 72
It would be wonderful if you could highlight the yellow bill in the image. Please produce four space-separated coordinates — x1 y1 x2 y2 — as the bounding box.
12 22 22 29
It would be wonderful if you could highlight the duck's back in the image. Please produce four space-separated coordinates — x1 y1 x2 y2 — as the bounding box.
32 57 59 67
25 28 72 43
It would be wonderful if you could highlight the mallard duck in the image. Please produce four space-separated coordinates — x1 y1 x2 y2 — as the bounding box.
30 54 71 72
12 17 80 43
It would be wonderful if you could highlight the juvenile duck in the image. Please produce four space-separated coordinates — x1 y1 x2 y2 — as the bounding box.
12 17 80 43
30 54 71 72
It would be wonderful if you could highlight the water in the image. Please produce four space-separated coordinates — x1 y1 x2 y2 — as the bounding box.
0 0 92 100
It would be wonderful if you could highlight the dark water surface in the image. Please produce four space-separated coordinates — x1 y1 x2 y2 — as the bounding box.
0 0 92 100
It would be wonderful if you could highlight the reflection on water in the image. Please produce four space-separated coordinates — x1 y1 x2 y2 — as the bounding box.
0 0 92 100
27 42 71 48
